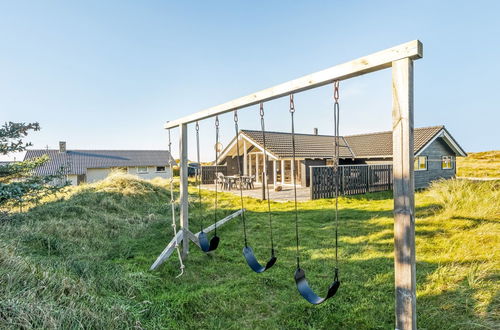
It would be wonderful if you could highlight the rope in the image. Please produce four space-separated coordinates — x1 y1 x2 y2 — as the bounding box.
289 94 300 269
259 103 275 254
333 80 340 278
168 128 185 278
213 116 220 236
195 122 203 232
233 110 248 247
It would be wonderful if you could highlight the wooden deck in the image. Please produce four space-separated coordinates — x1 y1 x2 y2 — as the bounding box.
202 183 310 202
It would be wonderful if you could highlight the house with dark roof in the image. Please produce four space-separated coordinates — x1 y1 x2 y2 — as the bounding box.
24 142 175 185
217 125 466 189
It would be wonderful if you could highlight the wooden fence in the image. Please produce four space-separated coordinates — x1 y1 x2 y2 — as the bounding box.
310 164 393 199
201 165 227 184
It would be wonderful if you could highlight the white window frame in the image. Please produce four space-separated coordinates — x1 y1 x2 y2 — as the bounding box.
441 156 454 170
414 156 427 171
156 166 166 173
137 166 148 174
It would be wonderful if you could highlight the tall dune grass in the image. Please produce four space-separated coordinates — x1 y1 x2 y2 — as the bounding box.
0 174 498 328
457 150 500 178
427 179 500 220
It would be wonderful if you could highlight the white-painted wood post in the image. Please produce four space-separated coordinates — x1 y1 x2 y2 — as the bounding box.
249 154 253 176
281 160 285 185
255 153 260 183
179 123 189 260
392 57 416 330
243 139 248 176
273 160 277 188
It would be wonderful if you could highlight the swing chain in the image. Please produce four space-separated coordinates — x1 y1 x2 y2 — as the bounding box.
213 116 220 235
260 102 275 254
168 129 172 151
289 94 300 269
168 130 174 205
334 81 340 102
195 121 203 232
333 80 340 275
233 109 248 247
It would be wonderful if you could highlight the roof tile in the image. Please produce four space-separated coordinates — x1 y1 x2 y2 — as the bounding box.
24 150 175 175
240 126 445 159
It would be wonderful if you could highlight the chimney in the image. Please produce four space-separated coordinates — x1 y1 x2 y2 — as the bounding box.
59 141 66 153
313 128 318 135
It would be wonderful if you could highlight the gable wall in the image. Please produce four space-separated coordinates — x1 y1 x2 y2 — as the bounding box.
414 137 456 189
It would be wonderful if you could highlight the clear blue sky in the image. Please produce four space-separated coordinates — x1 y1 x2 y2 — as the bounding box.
1 1 499 161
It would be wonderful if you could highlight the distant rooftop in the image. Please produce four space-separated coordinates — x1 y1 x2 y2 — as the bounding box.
24 149 174 175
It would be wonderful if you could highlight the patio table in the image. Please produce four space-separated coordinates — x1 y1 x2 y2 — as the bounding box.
223 175 254 190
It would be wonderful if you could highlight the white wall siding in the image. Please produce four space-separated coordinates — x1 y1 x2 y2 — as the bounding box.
66 174 78 186
126 166 172 180
86 168 112 183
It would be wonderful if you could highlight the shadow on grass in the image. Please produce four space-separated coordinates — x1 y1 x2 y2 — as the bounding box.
451 215 499 225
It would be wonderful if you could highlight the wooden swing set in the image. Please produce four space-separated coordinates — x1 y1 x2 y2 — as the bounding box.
151 40 423 329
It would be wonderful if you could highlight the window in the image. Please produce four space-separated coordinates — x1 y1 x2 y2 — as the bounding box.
137 166 148 174
414 156 427 171
442 156 453 169
156 166 166 172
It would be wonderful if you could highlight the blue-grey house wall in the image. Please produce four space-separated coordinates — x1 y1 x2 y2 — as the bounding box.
414 137 456 189
338 137 458 189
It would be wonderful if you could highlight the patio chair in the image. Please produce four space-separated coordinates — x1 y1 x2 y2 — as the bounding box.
227 176 238 191
246 175 255 189
215 172 225 190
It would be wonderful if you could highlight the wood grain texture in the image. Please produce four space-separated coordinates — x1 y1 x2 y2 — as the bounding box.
392 58 416 330
165 40 422 128
195 209 245 235
150 230 183 270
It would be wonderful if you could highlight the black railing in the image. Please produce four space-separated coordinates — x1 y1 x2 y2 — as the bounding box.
200 165 228 184
310 164 393 199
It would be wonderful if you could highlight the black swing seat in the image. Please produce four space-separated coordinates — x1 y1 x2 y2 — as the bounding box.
198 231 220 252
243 246 277 273
294 268 340 305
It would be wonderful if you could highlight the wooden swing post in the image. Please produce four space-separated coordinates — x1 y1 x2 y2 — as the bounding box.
155 40 422 330
392 57 416 330
179 123 189 259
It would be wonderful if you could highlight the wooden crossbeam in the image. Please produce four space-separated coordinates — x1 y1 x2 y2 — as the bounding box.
165 40 422 128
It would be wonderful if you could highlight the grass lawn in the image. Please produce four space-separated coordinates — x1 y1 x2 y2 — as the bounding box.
0 174 498 329
457 150 500 178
